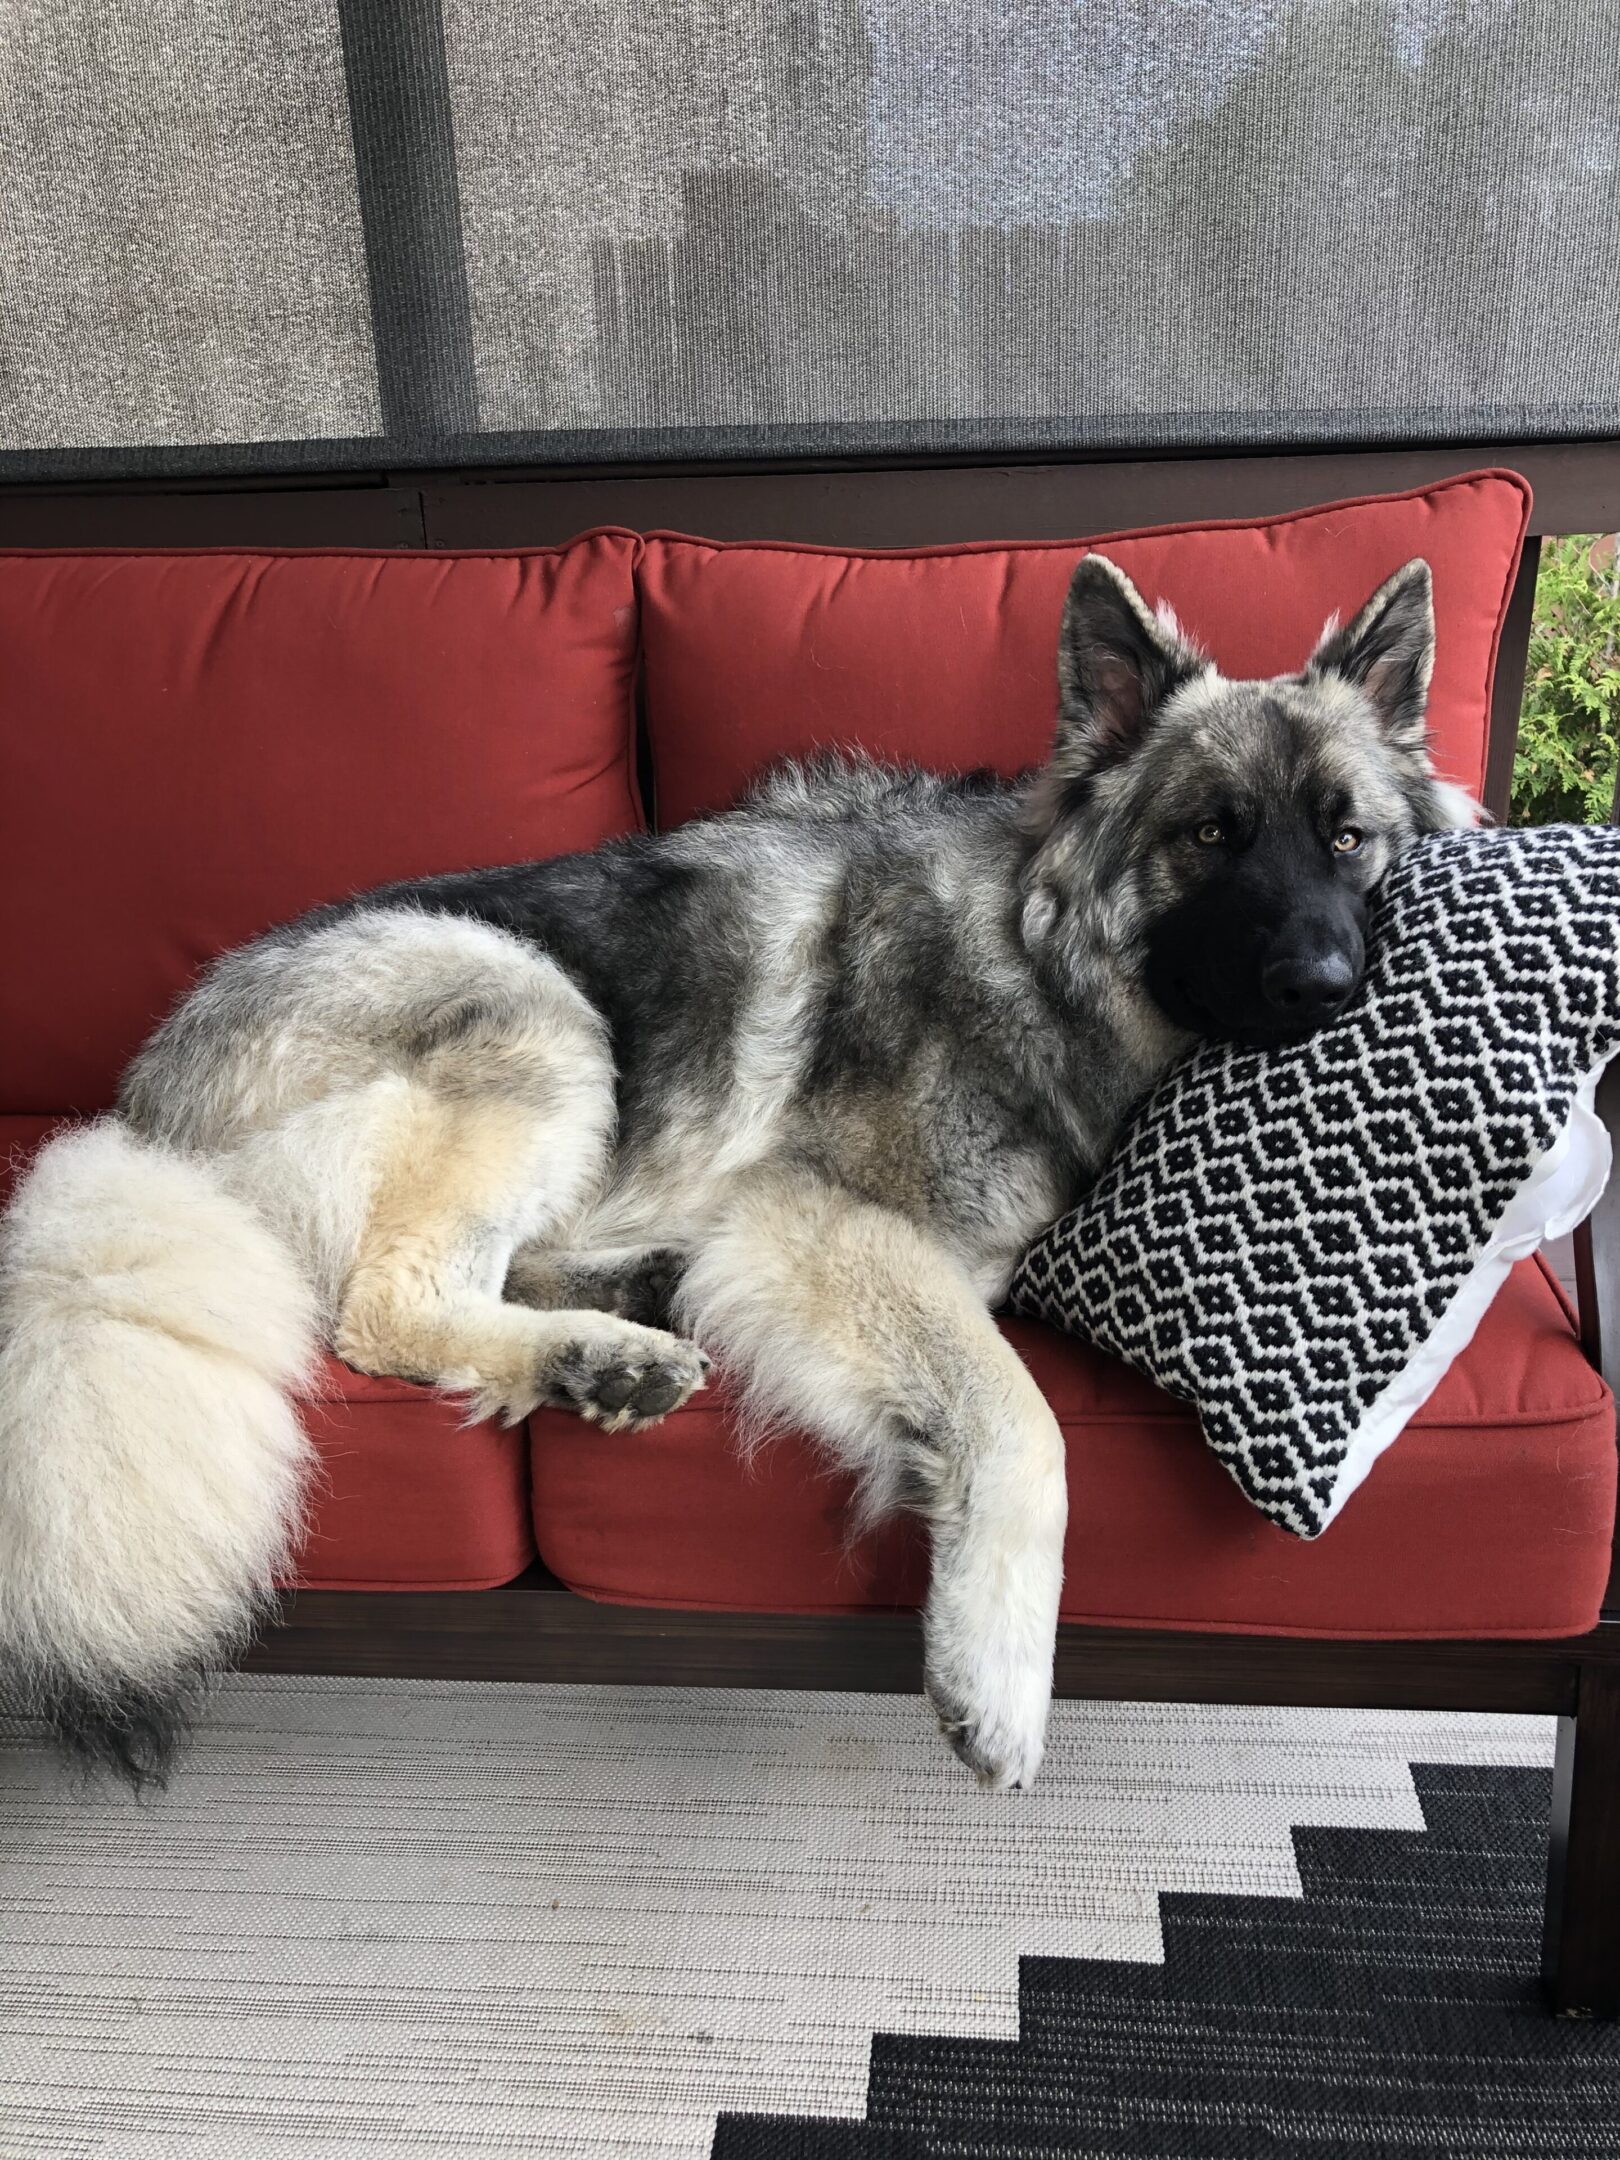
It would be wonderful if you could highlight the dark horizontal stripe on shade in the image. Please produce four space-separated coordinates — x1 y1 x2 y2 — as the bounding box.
4 403 1620 491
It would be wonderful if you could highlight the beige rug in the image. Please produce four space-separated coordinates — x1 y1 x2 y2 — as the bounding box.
0 1678 1552 2158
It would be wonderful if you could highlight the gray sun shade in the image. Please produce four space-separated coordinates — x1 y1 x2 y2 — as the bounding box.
3 0 1617 480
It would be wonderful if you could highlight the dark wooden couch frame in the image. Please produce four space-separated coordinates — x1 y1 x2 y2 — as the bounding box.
6 435 1620 2013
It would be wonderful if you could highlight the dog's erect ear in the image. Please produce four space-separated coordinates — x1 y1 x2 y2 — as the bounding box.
1055 555 1208 774
1308 559 1435 753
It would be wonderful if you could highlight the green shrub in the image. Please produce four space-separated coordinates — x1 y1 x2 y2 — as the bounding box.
1510 533 1620 826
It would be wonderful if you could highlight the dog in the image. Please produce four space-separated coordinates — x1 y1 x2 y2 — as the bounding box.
0 552 1471 1793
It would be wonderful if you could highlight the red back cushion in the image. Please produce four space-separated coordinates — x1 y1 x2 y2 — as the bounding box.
0 533 643 1112
640 471 1531 828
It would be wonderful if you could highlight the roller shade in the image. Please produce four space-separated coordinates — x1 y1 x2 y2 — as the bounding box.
3 0 1617 480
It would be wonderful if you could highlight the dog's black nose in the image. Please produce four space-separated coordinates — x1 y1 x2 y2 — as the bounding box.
1261 949 1356 1022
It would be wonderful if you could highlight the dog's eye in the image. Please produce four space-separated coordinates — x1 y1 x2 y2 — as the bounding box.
1332 826 1364 855
1194 820 1225 847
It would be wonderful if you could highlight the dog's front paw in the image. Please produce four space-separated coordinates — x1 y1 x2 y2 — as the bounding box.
922 1530 1061 1791
925 1657 1050 1792
547 1321 710 1433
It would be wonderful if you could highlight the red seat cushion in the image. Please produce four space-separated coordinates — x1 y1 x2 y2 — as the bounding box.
0 533 644 1113
1 1120 533 1595
295 1358 531 1592
639 470 1530 827
529 1259 1614 1638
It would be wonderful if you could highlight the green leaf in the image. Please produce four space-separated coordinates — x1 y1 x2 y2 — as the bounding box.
1511 534 1620 827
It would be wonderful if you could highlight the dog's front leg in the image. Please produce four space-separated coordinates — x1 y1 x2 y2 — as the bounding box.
678 1174 1066 1789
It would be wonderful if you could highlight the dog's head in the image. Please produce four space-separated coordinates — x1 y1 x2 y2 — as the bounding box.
1022 553 1475 1049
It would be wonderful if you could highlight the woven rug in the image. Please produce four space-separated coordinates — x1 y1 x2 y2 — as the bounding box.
0 1680 1609 2158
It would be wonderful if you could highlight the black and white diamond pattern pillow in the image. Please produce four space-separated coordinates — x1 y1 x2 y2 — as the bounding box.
1010 824 1620 1538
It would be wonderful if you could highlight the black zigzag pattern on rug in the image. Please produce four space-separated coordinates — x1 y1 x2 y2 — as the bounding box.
712 1763 1620 2158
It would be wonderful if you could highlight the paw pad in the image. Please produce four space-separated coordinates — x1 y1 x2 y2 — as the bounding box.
549 1331 710 1433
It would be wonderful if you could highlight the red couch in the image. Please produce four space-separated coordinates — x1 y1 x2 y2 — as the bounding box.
1 470 1613 1652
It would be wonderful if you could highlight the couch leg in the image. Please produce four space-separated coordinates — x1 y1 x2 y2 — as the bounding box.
1544 1661 1620 2016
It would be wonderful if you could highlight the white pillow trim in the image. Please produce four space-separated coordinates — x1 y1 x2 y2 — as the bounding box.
1319 1052 1613 1531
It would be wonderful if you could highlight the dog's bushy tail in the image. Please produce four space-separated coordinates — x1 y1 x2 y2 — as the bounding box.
0 1121 316 1787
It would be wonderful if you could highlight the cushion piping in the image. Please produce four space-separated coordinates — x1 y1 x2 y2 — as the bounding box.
543 1573 1607 1642
638 468 1530 562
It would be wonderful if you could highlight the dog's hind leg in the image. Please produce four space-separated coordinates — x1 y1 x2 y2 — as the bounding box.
676 1173 1066 1791
132 902 711 1429
290 926 708 1433
333 1089 707 1431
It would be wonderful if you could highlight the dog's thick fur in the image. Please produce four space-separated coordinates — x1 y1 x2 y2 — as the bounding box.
0 556 1471 1791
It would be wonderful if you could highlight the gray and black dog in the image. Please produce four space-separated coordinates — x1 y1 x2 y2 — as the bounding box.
0 553 1471 1792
